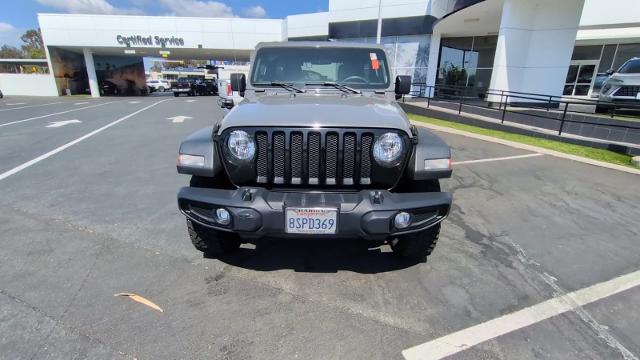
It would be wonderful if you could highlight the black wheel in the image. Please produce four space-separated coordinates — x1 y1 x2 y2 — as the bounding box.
158 86 165 92
174 92 179 97
187 219 241 256
389 223 441 261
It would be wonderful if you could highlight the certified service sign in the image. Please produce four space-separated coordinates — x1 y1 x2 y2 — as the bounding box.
116 35 185 48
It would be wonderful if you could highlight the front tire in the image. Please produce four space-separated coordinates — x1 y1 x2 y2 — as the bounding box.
173 92 179 97
187 219 240 257
389 223 441 261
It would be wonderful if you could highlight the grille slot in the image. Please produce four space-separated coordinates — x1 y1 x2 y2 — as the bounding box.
343 133 356 185
325 133 338 185
290 132 303 184
273 132 285 184
256 132 268 183
308 132 320 184
360 134 373 184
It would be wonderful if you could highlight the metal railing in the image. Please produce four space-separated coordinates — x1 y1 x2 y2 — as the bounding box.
404 83 640 138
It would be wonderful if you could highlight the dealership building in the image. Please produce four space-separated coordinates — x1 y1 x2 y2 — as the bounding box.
0 0 638 100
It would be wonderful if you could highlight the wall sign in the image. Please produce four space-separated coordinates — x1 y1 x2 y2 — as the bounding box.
116 35 185 48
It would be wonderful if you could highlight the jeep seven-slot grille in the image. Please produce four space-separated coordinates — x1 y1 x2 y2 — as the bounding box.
221 128 408 188
256 130 372 186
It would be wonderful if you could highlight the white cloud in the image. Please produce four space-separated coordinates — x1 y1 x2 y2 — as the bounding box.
242 5 266 18
158 0 234 17
0 22 16 32
36 0 143 15
0 23 21 47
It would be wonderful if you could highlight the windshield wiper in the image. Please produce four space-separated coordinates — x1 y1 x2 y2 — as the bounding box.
305 82 362 94
252 82 304 93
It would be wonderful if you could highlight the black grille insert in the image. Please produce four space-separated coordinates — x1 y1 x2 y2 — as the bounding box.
221 128 409 188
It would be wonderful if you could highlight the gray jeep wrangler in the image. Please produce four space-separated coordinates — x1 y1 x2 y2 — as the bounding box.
176 42 452 260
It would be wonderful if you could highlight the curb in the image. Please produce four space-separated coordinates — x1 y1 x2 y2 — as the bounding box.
411 120 640 176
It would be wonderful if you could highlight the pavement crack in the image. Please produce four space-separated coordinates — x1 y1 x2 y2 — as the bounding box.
503 237 638 360
0 288 135 360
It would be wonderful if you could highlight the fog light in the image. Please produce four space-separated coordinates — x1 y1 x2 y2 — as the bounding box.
215 208 231 225
394 212 411 229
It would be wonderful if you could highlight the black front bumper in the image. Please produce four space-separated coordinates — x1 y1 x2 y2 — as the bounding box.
178 187 452 240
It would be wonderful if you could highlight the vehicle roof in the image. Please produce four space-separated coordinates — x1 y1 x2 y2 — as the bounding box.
254 41 386 51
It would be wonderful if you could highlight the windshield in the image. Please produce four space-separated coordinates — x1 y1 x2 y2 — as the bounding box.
617 59 640 74
250 47 390 89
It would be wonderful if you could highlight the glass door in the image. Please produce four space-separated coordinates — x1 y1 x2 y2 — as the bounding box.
563 60 599 97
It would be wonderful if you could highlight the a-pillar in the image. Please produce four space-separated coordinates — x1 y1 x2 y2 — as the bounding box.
488 0 585 103
83 48 100 98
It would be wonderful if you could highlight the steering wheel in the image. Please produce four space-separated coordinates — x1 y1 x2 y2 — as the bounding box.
341 76 368 83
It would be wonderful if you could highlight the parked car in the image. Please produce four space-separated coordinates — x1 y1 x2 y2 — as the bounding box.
146 79 171 93
176 42 453 261
172 77 197 97
195 79 217 96
0 88 3 99
217 77 244 108
597 57 640 112
99 80 119 96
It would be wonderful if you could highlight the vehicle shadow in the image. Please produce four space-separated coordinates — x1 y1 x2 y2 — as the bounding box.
210 238 424 274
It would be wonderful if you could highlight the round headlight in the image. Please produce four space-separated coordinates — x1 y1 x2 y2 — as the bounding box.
373 132 403 167
227 130 255 160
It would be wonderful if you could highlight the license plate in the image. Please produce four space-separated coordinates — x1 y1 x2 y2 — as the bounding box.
285 208 337 234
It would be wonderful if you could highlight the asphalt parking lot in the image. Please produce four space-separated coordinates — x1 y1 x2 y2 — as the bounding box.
1 94 639 360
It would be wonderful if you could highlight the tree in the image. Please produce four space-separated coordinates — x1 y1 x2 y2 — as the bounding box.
20 28 45 59
0 45 23 59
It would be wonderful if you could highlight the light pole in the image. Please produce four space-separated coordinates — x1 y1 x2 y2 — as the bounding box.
376 0 382 44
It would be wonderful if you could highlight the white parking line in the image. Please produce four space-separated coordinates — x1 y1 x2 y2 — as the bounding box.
0 101 118 128
0 99 169 181
452 153 543 165
0 101 64 112
402 269 640 360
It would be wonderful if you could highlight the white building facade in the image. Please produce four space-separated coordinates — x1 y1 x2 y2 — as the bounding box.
0 0 637 99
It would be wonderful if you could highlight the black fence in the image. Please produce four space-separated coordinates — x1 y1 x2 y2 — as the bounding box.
404 83 640 144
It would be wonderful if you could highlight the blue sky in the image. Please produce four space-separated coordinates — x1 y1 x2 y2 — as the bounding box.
0 0 328 46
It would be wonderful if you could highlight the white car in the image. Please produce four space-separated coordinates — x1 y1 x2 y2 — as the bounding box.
146 79 172 92
217 77 245 108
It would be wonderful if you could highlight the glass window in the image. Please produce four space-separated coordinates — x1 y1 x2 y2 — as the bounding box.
574 85 590 96
577 64 595 83
250 47 390 89
571 45 602 60
467 68 492 89
565 65 579 83
600 44 617 71
472 36 497 68
440 37 473 68
613 43 640 69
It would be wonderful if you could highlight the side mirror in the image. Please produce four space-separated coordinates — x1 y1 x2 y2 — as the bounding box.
230 73 246 97
395 75 412 96
606 69 615 76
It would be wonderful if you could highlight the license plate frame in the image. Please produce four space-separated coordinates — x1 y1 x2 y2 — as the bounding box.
285 207 338 235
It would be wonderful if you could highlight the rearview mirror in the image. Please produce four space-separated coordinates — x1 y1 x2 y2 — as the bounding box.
230 73 246 97
395 75 412 96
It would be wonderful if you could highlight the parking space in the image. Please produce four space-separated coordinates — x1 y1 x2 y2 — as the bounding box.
0 96 639 360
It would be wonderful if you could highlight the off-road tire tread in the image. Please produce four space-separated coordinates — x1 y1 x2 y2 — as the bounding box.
187 219 240 256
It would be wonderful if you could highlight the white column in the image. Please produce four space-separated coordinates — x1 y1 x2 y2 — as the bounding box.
83 48 100 98
425 30 441 98
488 0 585 103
